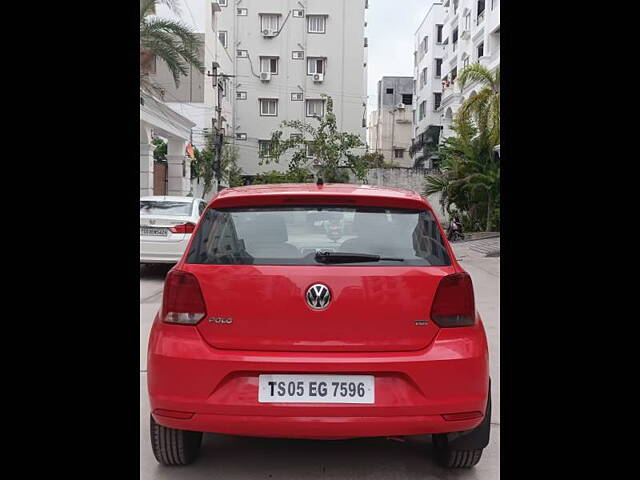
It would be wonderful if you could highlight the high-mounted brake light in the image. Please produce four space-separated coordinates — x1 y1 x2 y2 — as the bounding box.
430 272 475 327
161 270 206 325
169 222 196 234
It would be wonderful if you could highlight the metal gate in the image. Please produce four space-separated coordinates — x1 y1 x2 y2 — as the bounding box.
153 161 167 196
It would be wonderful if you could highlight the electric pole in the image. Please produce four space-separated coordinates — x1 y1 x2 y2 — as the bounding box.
207 69 236 193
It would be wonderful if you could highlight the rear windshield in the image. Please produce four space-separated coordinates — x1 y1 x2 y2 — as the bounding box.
140 201 192 216
186 206 451 266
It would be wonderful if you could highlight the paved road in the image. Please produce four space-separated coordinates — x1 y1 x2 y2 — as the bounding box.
140 241 499 479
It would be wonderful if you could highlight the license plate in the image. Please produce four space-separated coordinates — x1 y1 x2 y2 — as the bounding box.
140 227 167 237
258 374 374 404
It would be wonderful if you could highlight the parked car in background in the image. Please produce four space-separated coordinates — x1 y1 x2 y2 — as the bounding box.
140 196 207 265
147 184 490 469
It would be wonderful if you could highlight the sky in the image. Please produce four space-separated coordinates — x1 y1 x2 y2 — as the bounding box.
366 0 435 112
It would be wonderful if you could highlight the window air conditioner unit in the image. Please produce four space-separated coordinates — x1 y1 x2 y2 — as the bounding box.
313 73 324 82
293 51 304 59
260 72 272 82
263 29 276 37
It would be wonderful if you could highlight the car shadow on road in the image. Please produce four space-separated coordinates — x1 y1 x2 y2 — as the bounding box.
140 264 173 280
144 434 485 480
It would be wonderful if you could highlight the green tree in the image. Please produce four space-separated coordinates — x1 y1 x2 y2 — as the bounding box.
457 64 500 146
262 95 367 183
425 64 500 232
253 170 313 185
151 137 167 162
191 133 244 196
425 112 500 232
140 0 204 96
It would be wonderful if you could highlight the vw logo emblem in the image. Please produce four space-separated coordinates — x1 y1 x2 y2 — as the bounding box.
306 284 331 310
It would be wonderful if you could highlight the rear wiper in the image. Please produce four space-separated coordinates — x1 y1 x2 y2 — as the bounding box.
314 251 404 264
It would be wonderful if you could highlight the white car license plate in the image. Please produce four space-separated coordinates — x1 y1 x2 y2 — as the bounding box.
140 227 167 237
258 374 374 404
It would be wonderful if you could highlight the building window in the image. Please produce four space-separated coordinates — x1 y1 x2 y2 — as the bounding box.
261 14 280 32
386 88 394 95
307 58 325 75
402 94 413 105
259 98 278 116
237 7 247 15
436 24 443 43
237 49 248 58
307 15 326 33
260 57 278 74
464 13 471 30
394 149 405 159
218 31 227 48
434 93 442 110
463 56 469 68
477 0 485 23
435 58 442 77
419 101 426 120
292 50 304 60
421 67 427 86
306 99 324 117
236 91 247 100
216 0 227 6
422 36 428 54
291 92 303 101
451 67 458 82
259 140 273 157
477 42 484 60
236 133 247 140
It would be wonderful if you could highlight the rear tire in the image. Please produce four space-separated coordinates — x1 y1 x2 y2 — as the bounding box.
150 414 202 466
433 389 491 468
433 435 483 468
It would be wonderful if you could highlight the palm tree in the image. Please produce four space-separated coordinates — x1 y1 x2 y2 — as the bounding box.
140 0 204 96
425 110 499 232
457 64 500 146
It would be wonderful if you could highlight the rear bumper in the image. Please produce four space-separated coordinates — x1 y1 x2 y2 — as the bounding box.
147 316 489 439
140 238 189 264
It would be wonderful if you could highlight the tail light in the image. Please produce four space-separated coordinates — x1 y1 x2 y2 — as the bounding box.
430 272 475 327
161 270 206 325
169 222 196 234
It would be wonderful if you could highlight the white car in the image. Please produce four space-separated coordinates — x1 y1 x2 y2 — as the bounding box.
140 196 207 265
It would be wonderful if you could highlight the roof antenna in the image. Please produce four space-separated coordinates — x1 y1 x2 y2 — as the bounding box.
316 176 324 186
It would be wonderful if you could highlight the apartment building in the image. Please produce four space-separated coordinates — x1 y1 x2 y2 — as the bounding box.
438 0 500 138
367 77 414 167
152 1 234 151
214 0 369 177
413 2 445 168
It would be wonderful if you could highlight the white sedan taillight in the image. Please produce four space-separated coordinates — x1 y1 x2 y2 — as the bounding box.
161 270 206 325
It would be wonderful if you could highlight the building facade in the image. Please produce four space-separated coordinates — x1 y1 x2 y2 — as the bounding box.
367 77 414 167
214 0 369 177
438 0 500 138
152 0 234 151
412 2 445 168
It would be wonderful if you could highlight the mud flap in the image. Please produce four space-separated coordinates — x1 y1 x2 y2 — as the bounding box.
442 380 491 450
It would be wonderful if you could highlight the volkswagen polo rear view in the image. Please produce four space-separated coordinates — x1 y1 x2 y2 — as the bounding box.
147 184 490 468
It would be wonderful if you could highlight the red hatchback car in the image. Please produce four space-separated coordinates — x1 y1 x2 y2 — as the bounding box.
147 183 490 468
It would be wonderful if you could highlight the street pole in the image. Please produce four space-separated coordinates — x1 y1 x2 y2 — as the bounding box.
215 78 223 192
